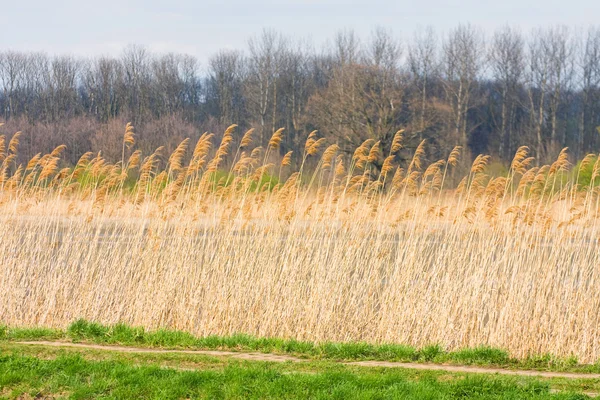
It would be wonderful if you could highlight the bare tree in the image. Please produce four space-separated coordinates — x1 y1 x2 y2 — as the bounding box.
20 52 48 121
40 55 81 121
278 39 315 152
245 30 287 143
307 28 403 156
151 53 186 117
526 29 550 159
333 29 361 66
441 24 486 150
122 45 151 122
545 26 574 150
179 54 201 119
0 51 26 120
207 50 245 125
408 26 439 139
490 26 525 159
579 27 600 153
362 27 404 149
0 24 599 165
82 56 125 121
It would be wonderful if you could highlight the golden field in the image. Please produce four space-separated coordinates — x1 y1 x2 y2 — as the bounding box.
1 124 600 361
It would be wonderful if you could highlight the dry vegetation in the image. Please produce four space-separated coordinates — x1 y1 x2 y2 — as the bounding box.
1 123 600 362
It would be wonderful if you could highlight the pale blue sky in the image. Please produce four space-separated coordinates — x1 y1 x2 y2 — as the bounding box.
1 0 597 63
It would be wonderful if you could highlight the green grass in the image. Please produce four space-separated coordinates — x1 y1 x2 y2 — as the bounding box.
573 156 600 188
0 345 593 400
0 326 63 341
205 169 280 192
1 319 598 373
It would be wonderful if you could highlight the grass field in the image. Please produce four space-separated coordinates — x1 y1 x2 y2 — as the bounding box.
1 340 597 399
1 320 595 373
2 124 600 365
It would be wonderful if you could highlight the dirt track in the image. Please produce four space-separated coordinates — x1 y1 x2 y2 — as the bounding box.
14 340 600 380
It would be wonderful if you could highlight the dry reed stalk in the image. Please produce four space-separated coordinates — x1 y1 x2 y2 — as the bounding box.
1 124 600 363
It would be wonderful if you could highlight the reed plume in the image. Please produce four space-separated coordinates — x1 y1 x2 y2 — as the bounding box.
1 124 600 365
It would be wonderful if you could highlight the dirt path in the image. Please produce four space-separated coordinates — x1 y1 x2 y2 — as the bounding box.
13 340 600 381
348 360 600 379
15 341 301 363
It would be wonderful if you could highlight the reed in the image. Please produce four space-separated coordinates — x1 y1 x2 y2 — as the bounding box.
1 123 599 362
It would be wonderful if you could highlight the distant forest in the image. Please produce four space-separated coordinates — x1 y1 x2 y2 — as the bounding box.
1 24 600 167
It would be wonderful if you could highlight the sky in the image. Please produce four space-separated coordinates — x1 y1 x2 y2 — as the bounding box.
1 0 598 65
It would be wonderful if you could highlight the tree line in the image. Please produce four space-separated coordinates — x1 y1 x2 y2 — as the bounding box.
1 24 600 166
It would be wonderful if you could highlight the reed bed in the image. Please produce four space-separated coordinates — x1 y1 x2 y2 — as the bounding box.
1 124 600 362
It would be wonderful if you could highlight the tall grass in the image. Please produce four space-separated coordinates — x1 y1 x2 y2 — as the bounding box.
1 124 600 362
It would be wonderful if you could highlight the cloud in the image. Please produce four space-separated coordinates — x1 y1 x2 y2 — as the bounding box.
148 41 200 56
